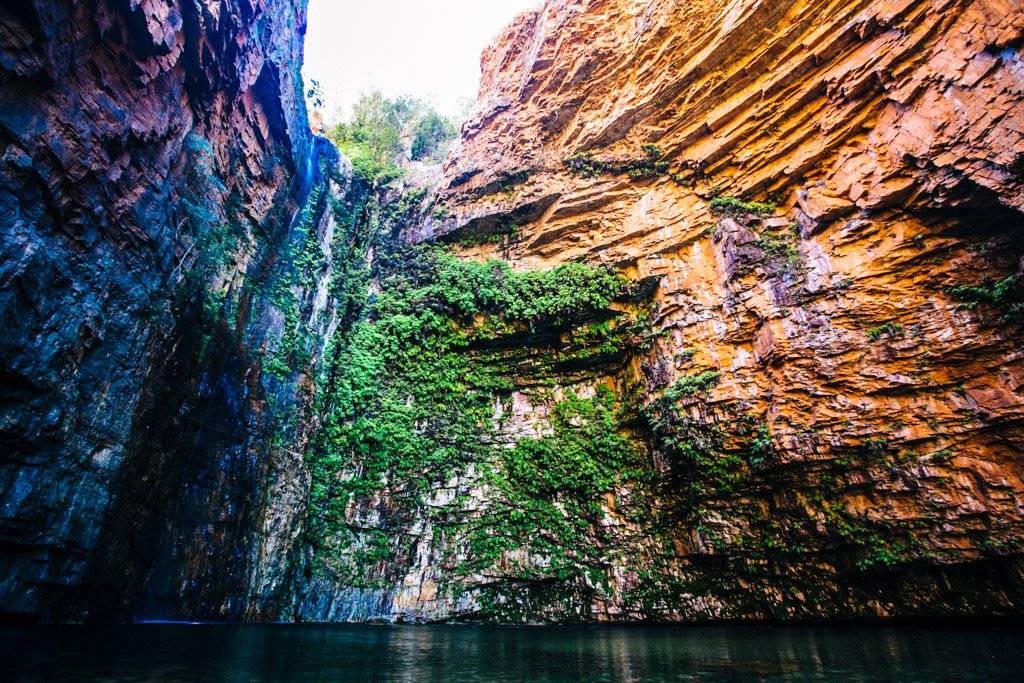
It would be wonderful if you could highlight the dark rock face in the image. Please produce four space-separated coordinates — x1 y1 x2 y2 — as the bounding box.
0 0 317 621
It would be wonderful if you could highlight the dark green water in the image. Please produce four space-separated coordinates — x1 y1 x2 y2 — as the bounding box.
2 624 1023 682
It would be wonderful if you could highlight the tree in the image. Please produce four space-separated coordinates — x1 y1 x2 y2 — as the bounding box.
328 90 459 183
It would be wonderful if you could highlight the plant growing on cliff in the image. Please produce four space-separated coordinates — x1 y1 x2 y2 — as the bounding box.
563 151 604 177
177 133 245 278
563 143 670 180
461 386 645 581
947 275 1023 323
866 321 904 342
262 184 327 380
304 235 640 575
709 196 776 217
410 110 458 162
665 371 721 400
329 90 416 183
749 425 774 466
752 224 803 274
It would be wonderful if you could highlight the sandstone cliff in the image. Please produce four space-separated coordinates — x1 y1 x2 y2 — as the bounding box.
2 0 1023 625
395 0 1024 620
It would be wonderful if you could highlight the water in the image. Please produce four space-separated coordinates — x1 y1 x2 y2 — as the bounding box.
2 623 1023 682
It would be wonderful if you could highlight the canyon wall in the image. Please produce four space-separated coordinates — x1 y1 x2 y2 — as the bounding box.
2 0 1023 625
420 0 1024 620
308 0 1024 622
0 0 331 621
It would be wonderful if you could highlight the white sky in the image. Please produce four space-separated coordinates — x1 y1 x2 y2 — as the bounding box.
302 0 540 123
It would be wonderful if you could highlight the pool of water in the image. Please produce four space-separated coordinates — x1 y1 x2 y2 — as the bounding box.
2 623 1023 682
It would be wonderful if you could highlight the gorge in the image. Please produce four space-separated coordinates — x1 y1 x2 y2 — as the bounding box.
1 0 1023 627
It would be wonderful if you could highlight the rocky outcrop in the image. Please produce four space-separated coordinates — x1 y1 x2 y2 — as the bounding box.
0 0 322 621
360 0 1024 621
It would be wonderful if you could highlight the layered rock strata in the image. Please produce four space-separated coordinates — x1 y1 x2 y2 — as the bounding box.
393 0 1024 620
0 0 324 621
2 0 1024 625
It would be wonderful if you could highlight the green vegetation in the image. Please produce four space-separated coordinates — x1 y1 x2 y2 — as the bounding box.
303 219 643 584
749 425 774 467
752 224 802 272
327 90 459 184
866 321 905 342
563 151 604 178
178 133 246 276
675 347 697 364
670 172 694 187
947 275 1023 323
817 500 921 571
262 184 327 380
664 371 721 400
286 143 951 617
411 110 458 162
708 196 776 217
171 133 251 356
461 387 645 582
328 90 416 183
563 144 670 180
643 373 769 496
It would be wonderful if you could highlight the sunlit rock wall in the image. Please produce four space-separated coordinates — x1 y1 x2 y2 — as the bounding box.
386 0 1024 620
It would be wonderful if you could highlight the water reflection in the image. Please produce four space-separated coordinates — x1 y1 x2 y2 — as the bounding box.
2 623 1023 682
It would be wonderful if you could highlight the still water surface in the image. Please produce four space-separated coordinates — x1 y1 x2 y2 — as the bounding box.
2 623 1023 682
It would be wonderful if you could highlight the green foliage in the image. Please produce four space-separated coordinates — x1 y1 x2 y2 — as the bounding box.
462 387 645 580
410 110 458 162
642 374 768 497
328 90 460 183
675 347 697 364
263 184 326 380
179 133 245 275
562 151 604 178
709 196 776 217
817 501 920 571
670 172 694 187
304 237 635 573
328 90 417 183
749 425 774 467
665 371 721 400
866 321 905 342
423 255 627 323
306 78 324 109
947 275 1023 323
752 224 802 272
624 144 670 179
562 144 670 180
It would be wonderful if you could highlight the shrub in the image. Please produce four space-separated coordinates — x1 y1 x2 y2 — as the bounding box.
563 143 669 180
709 196 776 217
665 371 721 400
563 151 604 177
947 275 1023 323
866 321 904 342
328 90 418 183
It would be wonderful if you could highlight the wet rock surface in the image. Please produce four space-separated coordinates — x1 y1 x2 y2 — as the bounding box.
0 0 318 621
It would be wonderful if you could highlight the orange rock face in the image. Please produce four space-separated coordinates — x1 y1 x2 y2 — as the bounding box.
421 0 1024 618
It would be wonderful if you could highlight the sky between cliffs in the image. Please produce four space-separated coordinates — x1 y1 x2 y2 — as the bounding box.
302 0 539 123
